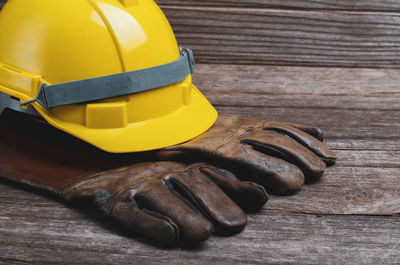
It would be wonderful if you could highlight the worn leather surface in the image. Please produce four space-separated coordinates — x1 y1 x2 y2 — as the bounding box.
0 110 335 245
0 110 266 245
62 162 268 245
164 114 336 194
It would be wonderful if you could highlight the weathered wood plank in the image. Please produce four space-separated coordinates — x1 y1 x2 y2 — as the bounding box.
328 139 400 151
206 90 400 110
0 185 399 265
3 1 400 68
195 64 400 96
161 6 400 68
2 0 400 12
218 106 400 131
270 167 400 215
157 0 400 11
194 64 400 140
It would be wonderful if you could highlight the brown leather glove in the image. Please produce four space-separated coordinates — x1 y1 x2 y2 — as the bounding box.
161 114 336 194
0 110 335 245
63 162 267 245
0 110 267 245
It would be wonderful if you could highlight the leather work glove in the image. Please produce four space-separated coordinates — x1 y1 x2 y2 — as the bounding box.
63 162 266 245
0 110 336 245
0 110 267 245
162 114 336 194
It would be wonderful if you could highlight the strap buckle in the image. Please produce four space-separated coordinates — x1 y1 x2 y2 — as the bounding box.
20 83 49 109
180 48 196 72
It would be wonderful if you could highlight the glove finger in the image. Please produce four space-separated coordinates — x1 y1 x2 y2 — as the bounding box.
279 122 325 142
198 165 268 212
264 122 336 165
241 130 326 177
108 193 180 246
134 179 214 244
166 166 247 234
230 144 304 195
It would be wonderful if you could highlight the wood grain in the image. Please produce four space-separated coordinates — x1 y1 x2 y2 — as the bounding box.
3 1 400 68
1 0 400 263
161 6 400 68
4 0 400 11
195 64 400 96
1 64 399 264
157 0 400 11
0 190 399 265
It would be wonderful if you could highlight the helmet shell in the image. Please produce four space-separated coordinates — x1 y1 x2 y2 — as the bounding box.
0 0 217 152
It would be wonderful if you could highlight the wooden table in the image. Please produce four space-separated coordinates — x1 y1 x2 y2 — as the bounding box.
1 1 399 264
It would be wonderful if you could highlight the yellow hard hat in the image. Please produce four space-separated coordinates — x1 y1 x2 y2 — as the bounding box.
0 0 217 153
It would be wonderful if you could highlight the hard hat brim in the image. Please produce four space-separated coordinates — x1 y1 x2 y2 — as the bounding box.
32 85 218 153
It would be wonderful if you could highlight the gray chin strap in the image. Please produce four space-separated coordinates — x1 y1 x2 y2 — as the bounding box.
19 48 196 110
0 92 40 117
